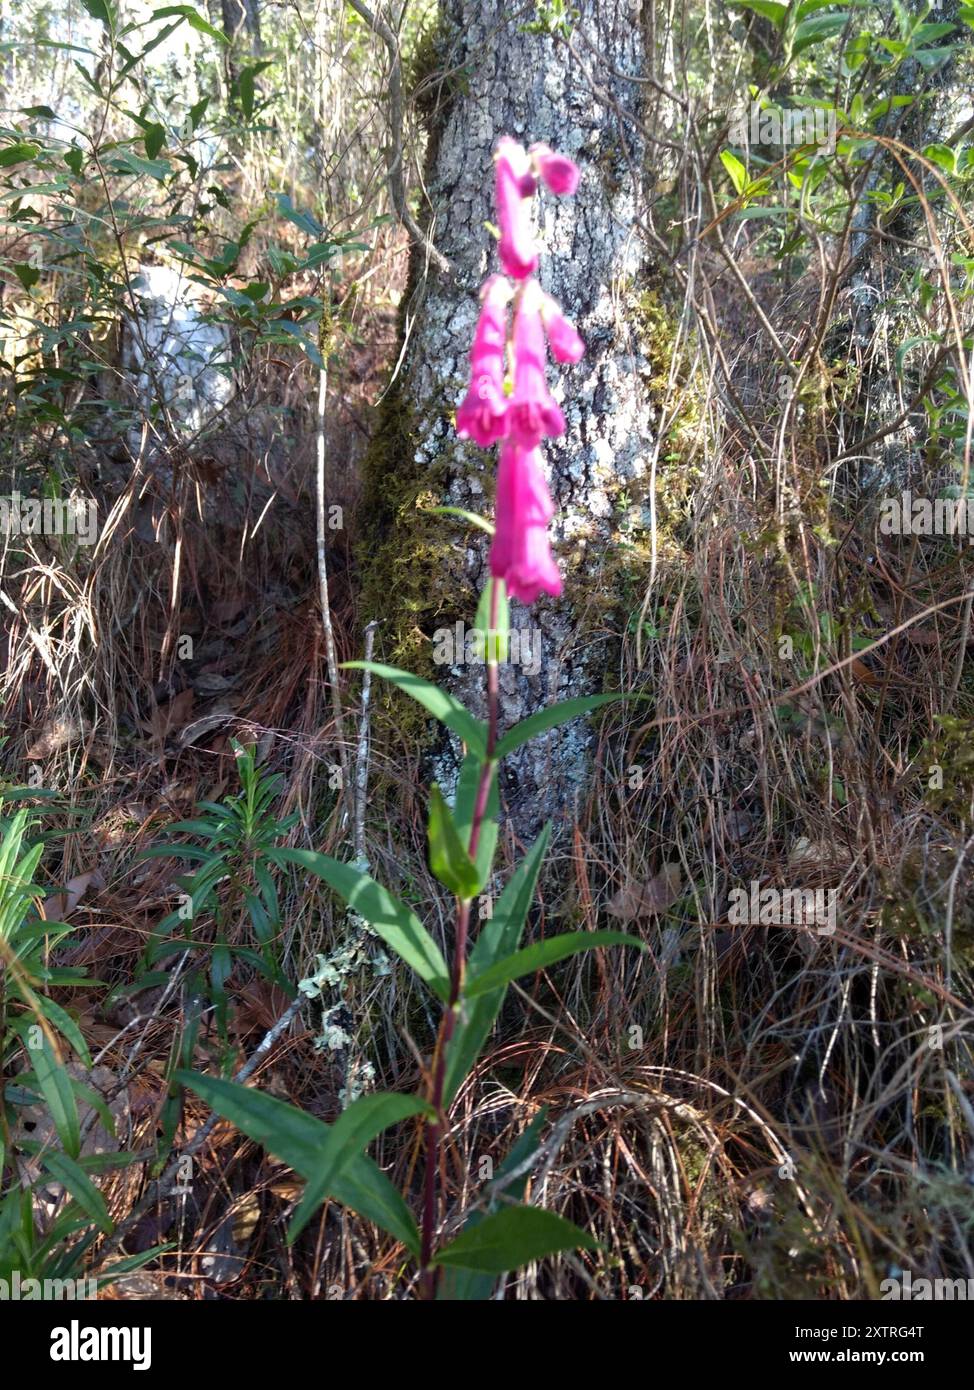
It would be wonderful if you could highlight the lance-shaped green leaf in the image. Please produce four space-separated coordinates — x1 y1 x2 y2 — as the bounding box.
431 1204 599 1275
343 662 487 757
32 995 92 1069
443 825 550 1107
427 505 495 536
428 784 481 900
494 693 640 760
452 752 499 892
152 5 230 44
179 1072 421 1256
269 848 449 999
288 1092 433 1241
26 1033 80 1158
721 149 748 195
791 13 849 57
463 930 646 1000
79 0 117 30
726 0 787 26
41 1152 113 1233
438 1108 549 1300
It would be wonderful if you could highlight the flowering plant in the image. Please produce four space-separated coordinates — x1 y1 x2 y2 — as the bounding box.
182 138 644 1299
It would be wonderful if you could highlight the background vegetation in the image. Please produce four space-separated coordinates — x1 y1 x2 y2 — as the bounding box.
1 0 973 1299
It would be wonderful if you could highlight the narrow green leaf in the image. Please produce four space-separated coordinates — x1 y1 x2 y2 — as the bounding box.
152 5 229 43
178 1073 421 1256
239 67 256 120
111 148 170 180
494 693 637 761
792 13 848 56
96 1244 176 1290
29 1036 80 1158
270 847 450 999
343 662 487 756
143 123 166 160
288 1092 432 1241
41 1152 112 1233
464 930 645 1000
70 1079 116 1140
427 506 495 536
11 262 40 291
895 334 936 377
923 142 955 174
726 0 788 26
721 149 748 195
443 826 550 1106
33 997 91 1068
796 0 848 18
438 1108 549 1300
0 142 40 168
80 0 116 28
274 191 324 238
432 1204 599 1274
428 784 481 899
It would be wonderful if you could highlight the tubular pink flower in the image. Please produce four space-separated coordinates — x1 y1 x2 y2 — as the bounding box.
455 274 512 447
529 142 580 196
494 137 539 280
508 279 565 448
540 291 584 364
490 443 562 605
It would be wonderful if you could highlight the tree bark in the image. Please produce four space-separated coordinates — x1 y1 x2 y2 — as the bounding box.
381 0 654 843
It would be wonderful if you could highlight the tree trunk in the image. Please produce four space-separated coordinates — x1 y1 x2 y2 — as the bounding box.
221 0 262 51
368 0 654 842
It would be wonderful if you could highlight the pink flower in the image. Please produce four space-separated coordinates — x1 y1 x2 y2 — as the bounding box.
530 142 580 196
455 275 512 447
494 137 539 280
490 443 562 605
508 279 565 448
540 291 584 364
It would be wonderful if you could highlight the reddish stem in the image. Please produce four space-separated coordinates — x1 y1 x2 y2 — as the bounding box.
419 579 501 1298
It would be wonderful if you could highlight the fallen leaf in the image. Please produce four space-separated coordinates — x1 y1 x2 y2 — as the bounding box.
43 868 103 922
145 689 195 741
606 863 682 921
851 656 880 685
177 699 235 748
26 717 85 759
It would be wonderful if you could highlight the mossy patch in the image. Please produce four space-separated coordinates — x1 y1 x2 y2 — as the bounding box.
357 372 481 743
567 278 707 648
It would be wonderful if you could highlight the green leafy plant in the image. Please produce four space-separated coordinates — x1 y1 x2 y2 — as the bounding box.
179 582 645 1296
0 800 162 1289
137 739 298 1032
